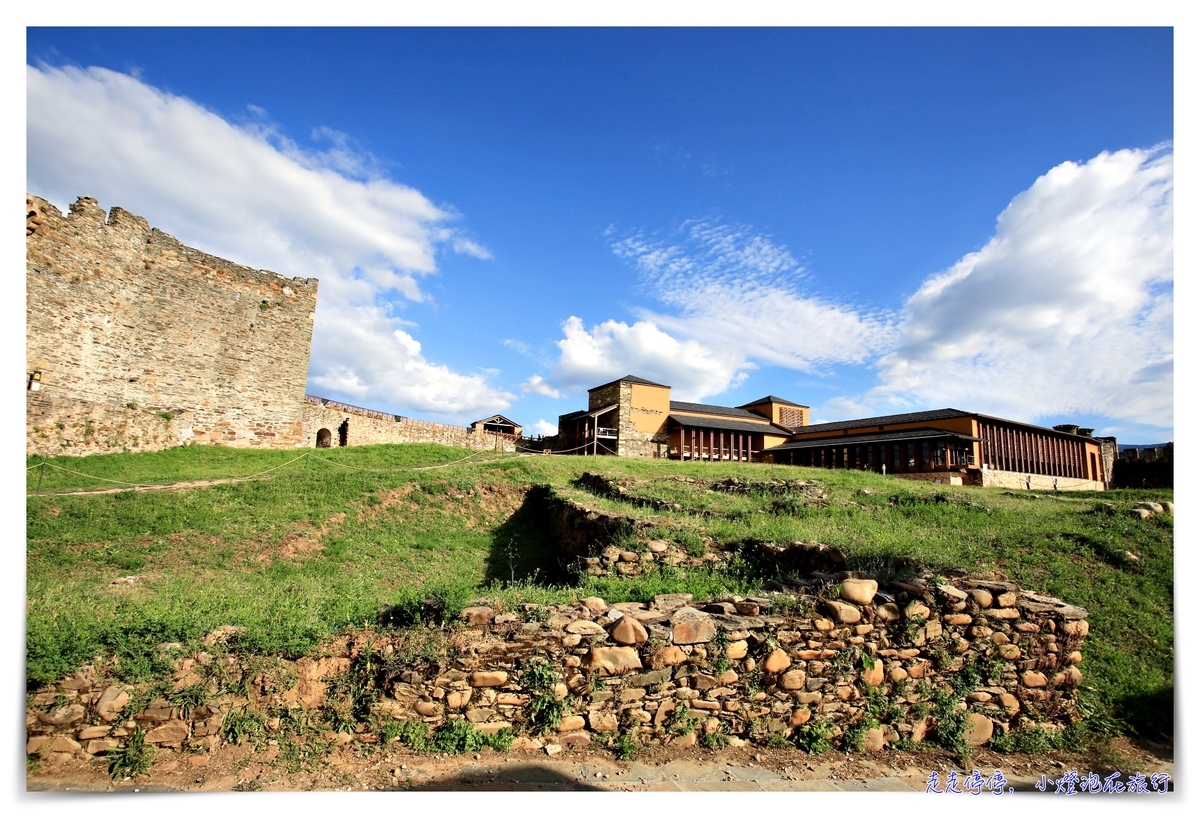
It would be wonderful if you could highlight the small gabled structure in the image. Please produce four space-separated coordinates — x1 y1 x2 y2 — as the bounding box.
469 414 523 437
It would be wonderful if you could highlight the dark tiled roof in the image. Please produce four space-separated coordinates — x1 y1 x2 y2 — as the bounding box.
558 403 618 422
794 408 974 435
738 395 809 408
670 400 763 419
588 374 670 391
771 427 978 451
794 407 1098 441
668 414 793 436
472 414 520 427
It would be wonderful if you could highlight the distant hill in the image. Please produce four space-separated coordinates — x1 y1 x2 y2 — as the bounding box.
1118 442 1170 452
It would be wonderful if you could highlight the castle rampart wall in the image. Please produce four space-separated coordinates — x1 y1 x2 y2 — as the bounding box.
301 398 516 452
26 194 317 456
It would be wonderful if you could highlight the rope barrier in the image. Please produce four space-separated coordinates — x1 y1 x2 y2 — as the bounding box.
26 447 524 498
27 452 311 497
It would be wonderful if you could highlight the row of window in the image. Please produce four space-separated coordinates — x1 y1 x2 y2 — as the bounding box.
782 439 974 472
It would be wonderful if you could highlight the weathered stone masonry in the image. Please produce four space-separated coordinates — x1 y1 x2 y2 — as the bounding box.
25 574 1090 762
26 194 517 458
302 397 516 452
26 195 317 456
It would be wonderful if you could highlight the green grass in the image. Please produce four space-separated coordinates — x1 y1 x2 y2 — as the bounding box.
25 443 1174 740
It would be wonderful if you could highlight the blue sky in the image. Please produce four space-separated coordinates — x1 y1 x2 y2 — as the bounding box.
26 27 1174 442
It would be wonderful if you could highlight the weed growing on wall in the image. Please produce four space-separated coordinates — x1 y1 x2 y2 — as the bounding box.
106 728 153 780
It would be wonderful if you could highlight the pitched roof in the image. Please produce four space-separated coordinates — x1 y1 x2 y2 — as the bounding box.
670 400 763 419
737 395 809 408
770 427 978 451
792 408 974 435
588 374 670 391
792 407 1100 441
472 414 521 427
668 414 793 436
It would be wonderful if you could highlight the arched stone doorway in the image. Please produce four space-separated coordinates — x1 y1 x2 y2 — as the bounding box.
316 428 332 448
338 419 349 447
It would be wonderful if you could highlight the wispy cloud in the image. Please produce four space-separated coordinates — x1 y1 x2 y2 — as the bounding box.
27 64 509 419
616 220 896 372
541 220 892 402
861 146 1173 431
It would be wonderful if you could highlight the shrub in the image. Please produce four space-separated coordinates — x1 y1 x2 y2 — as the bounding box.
612 732 641 760
429 718 512 754
107 728 153 780
793 719 835 754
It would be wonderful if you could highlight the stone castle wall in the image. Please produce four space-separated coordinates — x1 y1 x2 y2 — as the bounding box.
26 195 317 456
302 399 516 452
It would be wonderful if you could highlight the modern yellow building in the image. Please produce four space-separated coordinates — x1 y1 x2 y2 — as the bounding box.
556 375 803 460
760 408 1111 490
556 375 1112 490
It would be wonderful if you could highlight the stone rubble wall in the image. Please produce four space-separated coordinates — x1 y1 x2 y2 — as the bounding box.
891 472 966 486
982 469 1103 492
25 576 1090 764
26 195 316 456
301 402 516 452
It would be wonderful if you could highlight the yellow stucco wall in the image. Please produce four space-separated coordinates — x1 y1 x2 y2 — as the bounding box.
629 383 671 434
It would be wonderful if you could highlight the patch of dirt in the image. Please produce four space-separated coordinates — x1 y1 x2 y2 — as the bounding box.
274 513 346 561
25 731 1173 793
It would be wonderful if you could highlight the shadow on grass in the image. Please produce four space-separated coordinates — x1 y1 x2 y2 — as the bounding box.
484 486 575 587
1116 685 1174 741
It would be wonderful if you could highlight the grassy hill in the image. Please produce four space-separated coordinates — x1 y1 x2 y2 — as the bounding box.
26 443 1174 740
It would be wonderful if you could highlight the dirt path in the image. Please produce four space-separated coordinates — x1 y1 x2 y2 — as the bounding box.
31 476 262 498
26 737 1173 793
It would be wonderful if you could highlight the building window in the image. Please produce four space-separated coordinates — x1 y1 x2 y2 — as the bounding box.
906 442 915 470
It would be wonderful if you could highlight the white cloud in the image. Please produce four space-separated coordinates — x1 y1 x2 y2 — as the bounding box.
531 419 558 437
536 220 893 402
520 375 561 399
865 147 1173 431
550 316 750 402
617 221 896 372
27 64 510 419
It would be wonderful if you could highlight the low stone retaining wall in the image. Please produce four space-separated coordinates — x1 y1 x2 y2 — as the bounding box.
26 574 1089 765
982 469 1103 492
542 478 847 579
